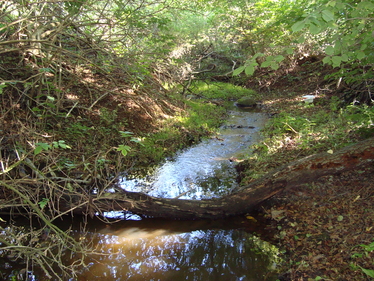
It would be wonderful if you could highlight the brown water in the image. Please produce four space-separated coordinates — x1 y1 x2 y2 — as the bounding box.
68 215 280 281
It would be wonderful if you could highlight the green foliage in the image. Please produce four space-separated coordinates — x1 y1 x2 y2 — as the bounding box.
117 145 132 157
66 123 92 138
38 198 49 209
52 140 71 149
117 131 144 157
34 142 51 155
350 239 374 278
34 140 71 155
360 240 374 252
99 108 118 126
359 267 374 278
266 102 374 151
191 81 258 101
241 98 374 183
119 131 144 145
291 0 374 67
0 83 7 94
232 0 373 82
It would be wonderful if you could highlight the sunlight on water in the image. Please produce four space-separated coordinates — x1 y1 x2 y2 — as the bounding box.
71 108 280 281
120 110 268 199
77 226 280 281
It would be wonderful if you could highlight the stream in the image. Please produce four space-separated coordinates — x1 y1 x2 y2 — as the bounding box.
2 106 281 281
119 106 268 200
70 105 279 281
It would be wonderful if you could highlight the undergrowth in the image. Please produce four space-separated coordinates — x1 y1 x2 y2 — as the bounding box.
190 81 258 101
239 95 374 183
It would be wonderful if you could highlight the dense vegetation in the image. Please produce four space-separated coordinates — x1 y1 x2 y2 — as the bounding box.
0 0 373 280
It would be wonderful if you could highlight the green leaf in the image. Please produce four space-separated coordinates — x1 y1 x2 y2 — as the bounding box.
130 137 144 146
360 267 374 278
286 48 294 55
360 44 367 51
322 56 331 64
54 140 71 149
261 60 272 68
325 46 335 56
357 1 374 11
331 56 342 67
297 36 305 43
117 145 131 157
341 54 349 62
0 83 7 94
233 66 245 76
119 131 134 138
322 9 334 22
356 51 366 60
360 241 374 252
270 62 280 70
34 143 51 155
337 215 344 221
39 67 54 73
309 23 321 34
34 146 44 155
252 53 264 59
327 1 336 7
38 198 49 209
244 65 255 75
274 55 285 62
292 21 306 32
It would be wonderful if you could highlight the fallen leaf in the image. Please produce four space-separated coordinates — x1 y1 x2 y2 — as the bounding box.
271 209 286 220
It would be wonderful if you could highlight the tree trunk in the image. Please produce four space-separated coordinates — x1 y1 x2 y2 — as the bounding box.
61 137 374 219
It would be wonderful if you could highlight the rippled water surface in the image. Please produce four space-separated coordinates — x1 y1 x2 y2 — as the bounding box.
120 108 268 199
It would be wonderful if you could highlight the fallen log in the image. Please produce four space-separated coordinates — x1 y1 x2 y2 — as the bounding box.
60 137 374 219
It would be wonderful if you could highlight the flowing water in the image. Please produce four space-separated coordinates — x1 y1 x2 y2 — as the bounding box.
1 106 281 280
119 107 268 200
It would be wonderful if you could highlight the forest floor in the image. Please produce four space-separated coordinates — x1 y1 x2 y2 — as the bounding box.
263 165 373 281
244 61 374 281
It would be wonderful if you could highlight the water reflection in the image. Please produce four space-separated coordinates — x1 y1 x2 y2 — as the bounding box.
76 218 279 281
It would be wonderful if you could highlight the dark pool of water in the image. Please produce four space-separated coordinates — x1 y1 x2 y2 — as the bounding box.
68 215 280 281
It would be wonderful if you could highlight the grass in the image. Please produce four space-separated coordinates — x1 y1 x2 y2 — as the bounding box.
189 80 258 101
238 93 374 184
134 98 227 168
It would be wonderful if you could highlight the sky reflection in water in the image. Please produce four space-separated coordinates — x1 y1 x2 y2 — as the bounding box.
78 227 279 281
